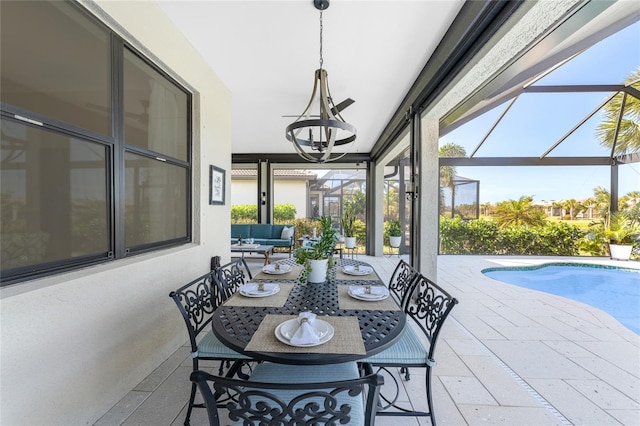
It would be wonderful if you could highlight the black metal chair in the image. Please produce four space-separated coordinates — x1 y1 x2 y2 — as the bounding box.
169 270 251 426
388 259 420 308
360 273 458 425
210 256 252 301
190 361 384 426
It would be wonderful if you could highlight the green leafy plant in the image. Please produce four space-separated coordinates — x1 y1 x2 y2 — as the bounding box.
386 220 402 237
294 216 338 282
604 211 640 245
341 211 356 237
294 217 338 263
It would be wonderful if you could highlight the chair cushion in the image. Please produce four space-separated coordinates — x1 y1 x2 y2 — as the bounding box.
361 323 429 365
247 362 364 425
197 330 251 359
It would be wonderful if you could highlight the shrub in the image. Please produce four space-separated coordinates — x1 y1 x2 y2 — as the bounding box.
440 217 500 254
231 204 257 223
439 216 583 255
274 204 297 222
354 219 367 244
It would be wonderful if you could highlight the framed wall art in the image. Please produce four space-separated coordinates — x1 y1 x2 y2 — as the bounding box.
209 165 225 205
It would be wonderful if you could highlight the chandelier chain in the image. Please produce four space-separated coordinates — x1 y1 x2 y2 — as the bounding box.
319 9 323 69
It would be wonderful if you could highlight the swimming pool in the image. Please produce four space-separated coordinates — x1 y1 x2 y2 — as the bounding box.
482 263 640 334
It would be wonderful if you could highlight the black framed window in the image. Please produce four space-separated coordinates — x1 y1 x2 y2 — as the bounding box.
0 1 192 284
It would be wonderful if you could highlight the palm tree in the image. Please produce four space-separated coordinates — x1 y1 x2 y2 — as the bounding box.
563 199 580 220
551 201 564 218
592 186 611 219
480 202 492 216
439 142 467 217
583 198 597 219
595 68 640 155
493 196 546 227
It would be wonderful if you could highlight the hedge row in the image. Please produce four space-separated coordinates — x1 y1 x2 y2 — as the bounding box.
231 204 297 222
439 217 584 255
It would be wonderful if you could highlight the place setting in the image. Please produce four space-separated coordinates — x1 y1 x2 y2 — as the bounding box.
261 263 292 275
275 312 334 347
254 262 302 280
224 281 294 307
238 282 280 297
335 263 379 281
342 264 374 276
244 312 366 355
338 284 400 311
348 284 389 301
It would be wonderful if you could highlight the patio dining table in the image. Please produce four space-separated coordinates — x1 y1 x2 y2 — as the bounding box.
211 258 406 365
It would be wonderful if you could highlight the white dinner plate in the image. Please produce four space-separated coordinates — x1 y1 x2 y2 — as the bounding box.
239 283 280 298
261 264 292 274
275 318 334 347
348 285 389 301
342 265 374 276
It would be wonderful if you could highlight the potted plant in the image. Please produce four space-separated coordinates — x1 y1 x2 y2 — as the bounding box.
341 211 357 249
294 216 339 282
605 211 640 260
387 220 402 248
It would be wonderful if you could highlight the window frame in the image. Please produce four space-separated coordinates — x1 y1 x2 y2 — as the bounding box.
0 1 192 285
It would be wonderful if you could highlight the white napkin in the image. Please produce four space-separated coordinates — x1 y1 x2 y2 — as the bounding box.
349 285 388 298
263 264 290 273
344 265 373 274
240 283 279 295
289 312 320 345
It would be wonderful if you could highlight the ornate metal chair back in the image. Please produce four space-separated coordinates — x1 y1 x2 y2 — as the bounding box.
190 370 383 426
212 258 252 301
388 259 419 308
405 273 459 358
169 271 219 351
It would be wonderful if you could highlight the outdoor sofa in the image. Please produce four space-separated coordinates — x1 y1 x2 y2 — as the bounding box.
231 224 295 255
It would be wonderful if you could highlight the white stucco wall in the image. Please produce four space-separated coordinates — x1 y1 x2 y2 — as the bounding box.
0 2 232 425
231 180 258 206
274 180 308 218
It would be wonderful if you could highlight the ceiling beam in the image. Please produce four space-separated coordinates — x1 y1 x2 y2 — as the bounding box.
439 156 612 166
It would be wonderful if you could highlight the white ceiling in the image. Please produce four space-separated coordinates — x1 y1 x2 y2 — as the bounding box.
156 0 465 156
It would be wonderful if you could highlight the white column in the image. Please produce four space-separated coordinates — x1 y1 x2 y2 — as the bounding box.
373 161 385 257
419 116 439 282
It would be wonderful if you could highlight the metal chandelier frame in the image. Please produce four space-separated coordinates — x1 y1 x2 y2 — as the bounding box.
285 0 356 163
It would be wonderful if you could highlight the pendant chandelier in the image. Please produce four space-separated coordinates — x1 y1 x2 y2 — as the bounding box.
285 0 356 163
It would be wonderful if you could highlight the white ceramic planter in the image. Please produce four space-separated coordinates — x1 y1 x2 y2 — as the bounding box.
389 236 402 248
344 236 356 249
610 244 632 260
307 258 329 283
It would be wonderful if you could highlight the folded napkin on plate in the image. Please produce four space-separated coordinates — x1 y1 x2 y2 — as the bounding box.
349 285 388 297
240 283 279 294
290 312 320 345
263 264 290 273
344 265 373 273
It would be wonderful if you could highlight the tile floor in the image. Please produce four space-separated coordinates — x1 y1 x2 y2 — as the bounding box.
95 254 640 426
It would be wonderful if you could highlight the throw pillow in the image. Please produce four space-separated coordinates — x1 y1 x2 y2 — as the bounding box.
281 226 294 240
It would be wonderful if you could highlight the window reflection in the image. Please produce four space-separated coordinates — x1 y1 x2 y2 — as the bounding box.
0 118 109 270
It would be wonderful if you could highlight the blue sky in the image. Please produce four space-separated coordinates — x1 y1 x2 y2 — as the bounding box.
440 21 640 204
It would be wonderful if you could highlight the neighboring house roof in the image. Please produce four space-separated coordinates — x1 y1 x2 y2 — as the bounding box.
232 169 317 181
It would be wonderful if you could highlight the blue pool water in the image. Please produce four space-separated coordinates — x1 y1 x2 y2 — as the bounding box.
482 264 640 334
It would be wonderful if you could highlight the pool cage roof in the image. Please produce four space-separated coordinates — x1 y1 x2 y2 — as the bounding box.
439 20 639 211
